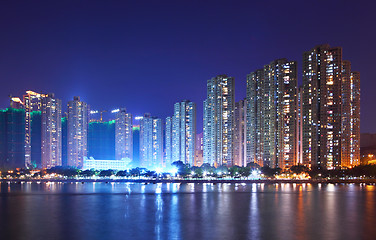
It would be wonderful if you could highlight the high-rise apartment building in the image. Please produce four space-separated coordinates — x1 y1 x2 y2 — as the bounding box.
342 70 360 167
302 44 360 169
0 108 25 169
62 116 67 167
203 75 235 167
296 87 303 164
88 120 115 160
194 132 203 167
234 99 247 167
67 96 88 168
23 91 46 166
131 116 142 167
140 114 163 168
165 116 172 166
114 108 133 161
41 93 62 168
247 59 297 169
341 62 361 167
171 100 196 165
246 69 264 167
30 111 42 168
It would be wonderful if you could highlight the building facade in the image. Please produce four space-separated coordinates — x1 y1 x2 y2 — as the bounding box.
165 116 172 166
62 116 67 167
114 108 133 161
203 75 235 167
246 69 264 167
302 44 361 169
88 120 115 160
140 114 163 168
23 90 46 166
171 100 196 165
246 59 297 169
194 132 203 167
234 99 247 167
296 87 303 164
41 93 62 168
341 63 361 167
0 108 25 169
67 96 89 168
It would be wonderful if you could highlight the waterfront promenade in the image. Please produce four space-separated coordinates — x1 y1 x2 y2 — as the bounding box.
2 178 376 184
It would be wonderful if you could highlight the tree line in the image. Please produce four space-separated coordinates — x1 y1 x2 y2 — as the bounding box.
2 161 376 179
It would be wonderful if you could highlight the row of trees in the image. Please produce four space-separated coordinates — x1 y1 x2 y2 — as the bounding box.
2 162 376 179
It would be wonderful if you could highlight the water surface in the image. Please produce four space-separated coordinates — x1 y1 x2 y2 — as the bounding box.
1 182 375 240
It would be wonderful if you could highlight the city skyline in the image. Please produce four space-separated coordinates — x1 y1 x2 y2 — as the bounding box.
0 1 374 133
0 42 361 171
1 2 374 240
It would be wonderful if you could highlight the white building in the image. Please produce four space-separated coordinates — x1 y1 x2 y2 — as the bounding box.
140 113 163 169
171 100 196 165
165 116 172 166
67 96 88 168
234 99 247 167
41 93 62 168
114 108 133 161
82 157 131 170
203 75 235 167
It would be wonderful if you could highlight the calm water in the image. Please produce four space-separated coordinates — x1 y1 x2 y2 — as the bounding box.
1 182 376 240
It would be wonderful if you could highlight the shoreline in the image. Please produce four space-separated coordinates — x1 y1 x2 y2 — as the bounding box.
2 178 376 184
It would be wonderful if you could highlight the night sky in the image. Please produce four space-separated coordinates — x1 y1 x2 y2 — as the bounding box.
0 0 375 133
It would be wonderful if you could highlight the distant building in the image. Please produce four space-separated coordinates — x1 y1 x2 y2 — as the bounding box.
234 99 247 167
247 59 297 169
82 157 131 171
296 87 303 164
0 108 25 169
23 91 46 166
165 116 172 166
203 75 235 167
140 113 163 168
132 124 140 167
194 132 203 166
341 62 360 167
61 116 67 167
30 111 42 168
171 100 196 165
41 93 62 168
246 69 264 167
114 108 133 161
67 96 89 168
302 44 360 168
88 120 115 160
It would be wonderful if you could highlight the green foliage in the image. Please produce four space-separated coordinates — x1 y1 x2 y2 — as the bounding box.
290 164 310 174
172 161 191 177
247 162 261 169
193 167 203 177
144 170 156 177
239 167 251 178
116 170 128 177
99 170 114 177
347 164 376 178
308 166 328 179
80 169 96 177
261 166 280 178
47 166 79 177
216 165 229 175
229 166 240 177
129 168 141 177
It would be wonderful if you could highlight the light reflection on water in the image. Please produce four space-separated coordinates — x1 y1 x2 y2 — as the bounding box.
1 182 376 240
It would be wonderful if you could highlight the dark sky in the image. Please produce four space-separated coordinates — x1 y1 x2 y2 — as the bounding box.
0 0 375 132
